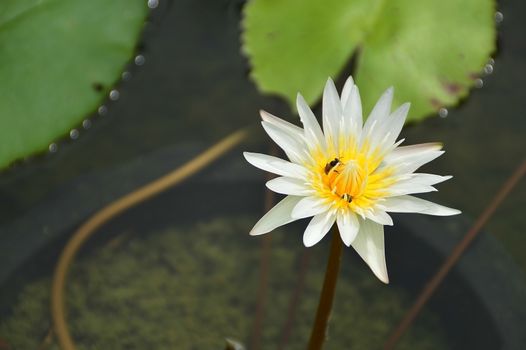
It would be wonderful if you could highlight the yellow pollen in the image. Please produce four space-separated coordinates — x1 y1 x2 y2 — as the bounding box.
307 144 395 212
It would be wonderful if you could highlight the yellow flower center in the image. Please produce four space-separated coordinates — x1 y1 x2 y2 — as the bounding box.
307 143 395 213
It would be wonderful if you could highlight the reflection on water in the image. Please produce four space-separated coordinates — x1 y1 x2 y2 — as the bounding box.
0 0 525 348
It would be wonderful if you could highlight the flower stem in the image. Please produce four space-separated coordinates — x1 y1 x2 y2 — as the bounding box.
307 229 344 350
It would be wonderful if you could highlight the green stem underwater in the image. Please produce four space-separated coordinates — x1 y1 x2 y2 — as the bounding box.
307 228 344 350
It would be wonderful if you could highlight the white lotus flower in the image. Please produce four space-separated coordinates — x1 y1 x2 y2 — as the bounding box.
244 76 460 283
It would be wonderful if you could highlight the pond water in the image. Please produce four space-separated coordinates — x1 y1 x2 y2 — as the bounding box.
0 0 525 349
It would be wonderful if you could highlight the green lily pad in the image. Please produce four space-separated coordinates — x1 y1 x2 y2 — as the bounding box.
0 0 148 168
242 0 495 121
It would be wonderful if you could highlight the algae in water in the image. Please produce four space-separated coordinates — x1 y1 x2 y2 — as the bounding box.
0 217 448 349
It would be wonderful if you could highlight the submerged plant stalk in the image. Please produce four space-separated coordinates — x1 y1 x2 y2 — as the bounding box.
250 143 279 350
384 158 526 349
51 128 249 350
307 229 344 350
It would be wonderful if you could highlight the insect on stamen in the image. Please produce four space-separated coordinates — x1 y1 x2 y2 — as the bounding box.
324 158 342 175
341 193 353 203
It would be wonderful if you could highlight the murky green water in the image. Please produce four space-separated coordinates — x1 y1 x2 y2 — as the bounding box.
0 0 525 349
1 218 449 349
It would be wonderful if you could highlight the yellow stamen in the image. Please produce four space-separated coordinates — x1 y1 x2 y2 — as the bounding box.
308 140 394 212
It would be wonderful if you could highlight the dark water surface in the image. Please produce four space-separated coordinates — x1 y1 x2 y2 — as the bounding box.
0 0 525 349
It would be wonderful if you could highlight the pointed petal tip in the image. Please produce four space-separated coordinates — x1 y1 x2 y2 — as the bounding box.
431 205 461 216
296 93 309 111
259 110 280 123
324 77 337 91
302 236 316 247
342 76 354 88
381 87 394 104
341 237 352 247
302 228 329 247
372 267 390 283
249 227 266 236
448 208 462 216
296 92 302 102
384 86 394 96
373 265 390 284
242 152 255 166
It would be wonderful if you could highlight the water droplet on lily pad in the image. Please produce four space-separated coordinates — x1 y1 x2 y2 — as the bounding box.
134 54 145 66
495 11 504 24
69 129 79 140
82 119 92 129
483 64 493 75
109 90 120 101
98 105 108 116
148 0 159 9
122 71 132 81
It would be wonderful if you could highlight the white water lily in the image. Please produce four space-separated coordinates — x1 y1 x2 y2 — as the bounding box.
244 76 460 283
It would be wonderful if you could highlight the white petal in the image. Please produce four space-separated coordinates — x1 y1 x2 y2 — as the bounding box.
260 110 303 139
261 121 306 164
291 196 330 219
351 219 389 283
362 87 393 142
384 143 445 174
378 103 410 149
365 209 393 226
243 152 308 179
369 87 394 121
342 85 363 141
340 76 354 108
297 93 326 152
303 210 336 247
382 195 461 216
322 78 342 150
380 138 406 158
407 173 452 186
336 210 360 246
386 143 443 162
250 196 302 235
266 176 313 196
386 181 437 197
396 151 444 174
